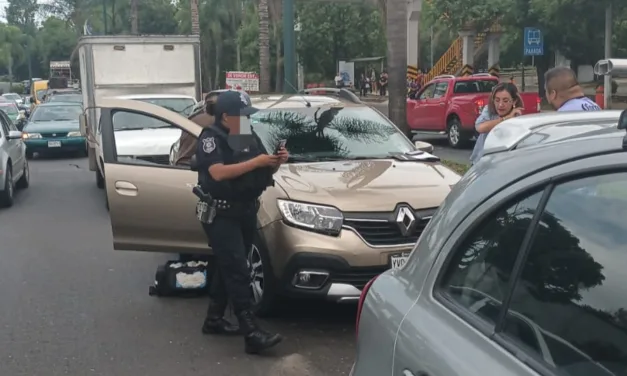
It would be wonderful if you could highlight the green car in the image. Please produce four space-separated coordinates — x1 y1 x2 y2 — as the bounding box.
22 102 86 157
0 101 23 124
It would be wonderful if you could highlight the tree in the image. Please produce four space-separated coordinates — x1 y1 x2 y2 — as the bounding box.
130 0 138 34
258 0 270 92
385 0 408 132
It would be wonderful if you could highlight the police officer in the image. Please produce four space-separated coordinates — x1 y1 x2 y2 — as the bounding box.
195 90 287 354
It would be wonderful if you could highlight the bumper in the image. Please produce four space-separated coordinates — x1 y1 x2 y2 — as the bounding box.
262 220 413 303
25 137 86 152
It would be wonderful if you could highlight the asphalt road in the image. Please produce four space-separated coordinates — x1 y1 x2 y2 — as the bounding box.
0 156 356 376
369 101 473 164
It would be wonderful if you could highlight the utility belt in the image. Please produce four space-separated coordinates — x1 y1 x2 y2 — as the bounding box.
193 186 257 224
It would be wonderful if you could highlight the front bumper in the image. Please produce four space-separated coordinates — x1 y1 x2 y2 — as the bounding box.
262 220 414 303
25 137 86 153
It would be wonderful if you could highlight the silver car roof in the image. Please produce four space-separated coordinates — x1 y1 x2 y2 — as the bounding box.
483 110 623 156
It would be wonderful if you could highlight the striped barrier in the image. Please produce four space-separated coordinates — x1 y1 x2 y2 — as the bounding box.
460 64 474 76
488 64 500 78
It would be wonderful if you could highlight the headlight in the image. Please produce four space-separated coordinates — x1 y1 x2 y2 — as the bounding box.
22 132 41 139
277 199 343 235
67 131 82 137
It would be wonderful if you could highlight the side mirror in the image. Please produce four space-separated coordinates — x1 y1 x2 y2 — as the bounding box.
79 113 87 136
619 109 627 130
414 140 434 153
7 130 22 139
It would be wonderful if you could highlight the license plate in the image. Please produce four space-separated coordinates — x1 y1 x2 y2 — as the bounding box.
48 141 61 147
390 252 410 270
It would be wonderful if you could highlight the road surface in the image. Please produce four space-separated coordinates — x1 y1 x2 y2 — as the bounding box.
0 157 355 376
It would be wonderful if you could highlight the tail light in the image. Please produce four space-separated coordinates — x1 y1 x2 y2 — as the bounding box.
536 96 541 112
356 275 380 339
474 99 485 114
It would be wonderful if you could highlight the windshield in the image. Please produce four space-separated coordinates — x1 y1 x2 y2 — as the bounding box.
0 104 18 115
250 106 413 160
3 94 19 100
31 104 82 122
136 98 196 116
49 94 82 103
112 111 172 131
453 80 497 94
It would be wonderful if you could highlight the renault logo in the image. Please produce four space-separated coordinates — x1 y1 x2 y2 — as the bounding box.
395 205 416 236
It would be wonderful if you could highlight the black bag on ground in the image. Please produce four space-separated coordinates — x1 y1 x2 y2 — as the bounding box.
148 260 211 297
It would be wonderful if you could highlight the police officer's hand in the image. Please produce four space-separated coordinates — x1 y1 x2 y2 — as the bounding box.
276 148 289 164
253 154 280 168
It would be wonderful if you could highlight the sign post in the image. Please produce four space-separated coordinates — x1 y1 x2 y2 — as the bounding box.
523 27 544 91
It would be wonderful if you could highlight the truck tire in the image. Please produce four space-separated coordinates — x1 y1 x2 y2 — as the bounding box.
447 117 470 149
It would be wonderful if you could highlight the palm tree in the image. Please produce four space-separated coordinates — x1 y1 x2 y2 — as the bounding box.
130 0 138 34
190 0 200 35
384 0 408 133
258 0 271 92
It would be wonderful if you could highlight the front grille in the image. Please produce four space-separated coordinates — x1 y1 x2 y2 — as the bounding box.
135 155 170 165
41 132 66 138
331 267 388 290
343 207 436 246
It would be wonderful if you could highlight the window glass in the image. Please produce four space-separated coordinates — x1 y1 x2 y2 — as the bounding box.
419 84 436 100
453 80 497 94
439 192 543 325
31 104 82 122
111 110 182 167
504 173 627 376
0 113 10 135
433 82 449 98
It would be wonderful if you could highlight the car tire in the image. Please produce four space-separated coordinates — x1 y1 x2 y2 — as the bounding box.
447 116 470 149
16 160 29 189
0 165 15 208
96 168 104 189
248 234 281 317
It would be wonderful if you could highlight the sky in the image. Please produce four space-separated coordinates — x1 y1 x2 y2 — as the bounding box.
0 0 53 23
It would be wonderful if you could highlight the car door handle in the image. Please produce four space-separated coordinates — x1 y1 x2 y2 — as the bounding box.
114 181 138 196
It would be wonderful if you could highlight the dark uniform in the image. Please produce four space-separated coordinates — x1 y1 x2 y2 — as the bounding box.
195 90 282 354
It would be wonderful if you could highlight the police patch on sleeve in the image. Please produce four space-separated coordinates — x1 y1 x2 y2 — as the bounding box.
202 137 216 153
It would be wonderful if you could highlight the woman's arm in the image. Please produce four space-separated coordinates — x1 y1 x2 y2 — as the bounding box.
475 107 503 134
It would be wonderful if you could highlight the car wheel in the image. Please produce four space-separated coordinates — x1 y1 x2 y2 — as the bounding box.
248 234 280 317
0 165 15 208
16 160 29 189
447 117 470 149
96 168 104 189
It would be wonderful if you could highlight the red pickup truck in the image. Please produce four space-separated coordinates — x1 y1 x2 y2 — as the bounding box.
407 74 541 148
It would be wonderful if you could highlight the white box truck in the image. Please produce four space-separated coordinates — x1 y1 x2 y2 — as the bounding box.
73 35 201 186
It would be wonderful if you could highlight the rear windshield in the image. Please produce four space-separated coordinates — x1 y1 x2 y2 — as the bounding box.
453 80 497 94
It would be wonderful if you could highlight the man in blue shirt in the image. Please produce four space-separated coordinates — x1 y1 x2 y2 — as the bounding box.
544 67 601 111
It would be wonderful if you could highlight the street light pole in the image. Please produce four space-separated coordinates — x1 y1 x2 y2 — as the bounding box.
604 4 612 109
283 0 297 93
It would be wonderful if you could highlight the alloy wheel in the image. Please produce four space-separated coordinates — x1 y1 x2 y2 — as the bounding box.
248 244 264 303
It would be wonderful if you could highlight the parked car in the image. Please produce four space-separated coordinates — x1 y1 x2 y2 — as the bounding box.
45 89 82 104
0 110 29 207
0 101 23 124
93 88 460 315
407 74 541 148
3 92 23 106
351 109 627 376
21 102 86 158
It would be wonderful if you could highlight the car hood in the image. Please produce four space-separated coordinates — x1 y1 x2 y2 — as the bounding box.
114 127 181 156
274 159 459 211
24 120 79 133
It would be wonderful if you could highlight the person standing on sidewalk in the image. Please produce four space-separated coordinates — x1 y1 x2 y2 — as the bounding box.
544 67 601 111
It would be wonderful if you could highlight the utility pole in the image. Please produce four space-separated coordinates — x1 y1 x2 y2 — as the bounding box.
282 0 296 93
604 4 612 109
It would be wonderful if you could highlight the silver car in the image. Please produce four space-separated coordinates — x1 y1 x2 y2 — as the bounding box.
353 109 627 376
0 110 29 207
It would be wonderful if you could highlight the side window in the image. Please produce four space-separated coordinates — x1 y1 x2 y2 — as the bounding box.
111 110 186 168
419 84 436 100
433 82 449 98
504 173 627 376
439 191 543 325
5 113 17 131
0 113 10 135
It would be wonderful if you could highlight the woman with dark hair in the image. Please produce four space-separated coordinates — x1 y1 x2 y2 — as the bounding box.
470 82 524 164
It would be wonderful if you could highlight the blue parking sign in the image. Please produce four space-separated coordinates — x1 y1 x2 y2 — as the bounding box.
524 27 544 56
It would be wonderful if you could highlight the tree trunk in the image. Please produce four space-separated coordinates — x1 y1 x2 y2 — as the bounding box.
258 0 271 92
190 0 200 36
214 43 221 89
130 0 138 34
386 0 408 132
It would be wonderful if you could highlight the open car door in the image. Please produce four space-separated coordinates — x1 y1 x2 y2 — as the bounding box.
98 98 208 254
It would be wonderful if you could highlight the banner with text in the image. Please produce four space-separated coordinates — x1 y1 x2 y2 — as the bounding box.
225 71 260 92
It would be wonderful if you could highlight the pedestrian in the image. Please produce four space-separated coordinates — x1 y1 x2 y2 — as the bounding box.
359 73 368 97
334 72 343 88
470 82 524 164
195 90 287 354
370 69 376 94
379 71 388 96
544 66 601 111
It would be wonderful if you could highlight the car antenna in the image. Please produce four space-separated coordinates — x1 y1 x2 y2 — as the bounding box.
284 79 311 107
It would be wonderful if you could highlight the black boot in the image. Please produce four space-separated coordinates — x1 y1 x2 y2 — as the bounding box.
237 310 283 354
202 300 239 335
